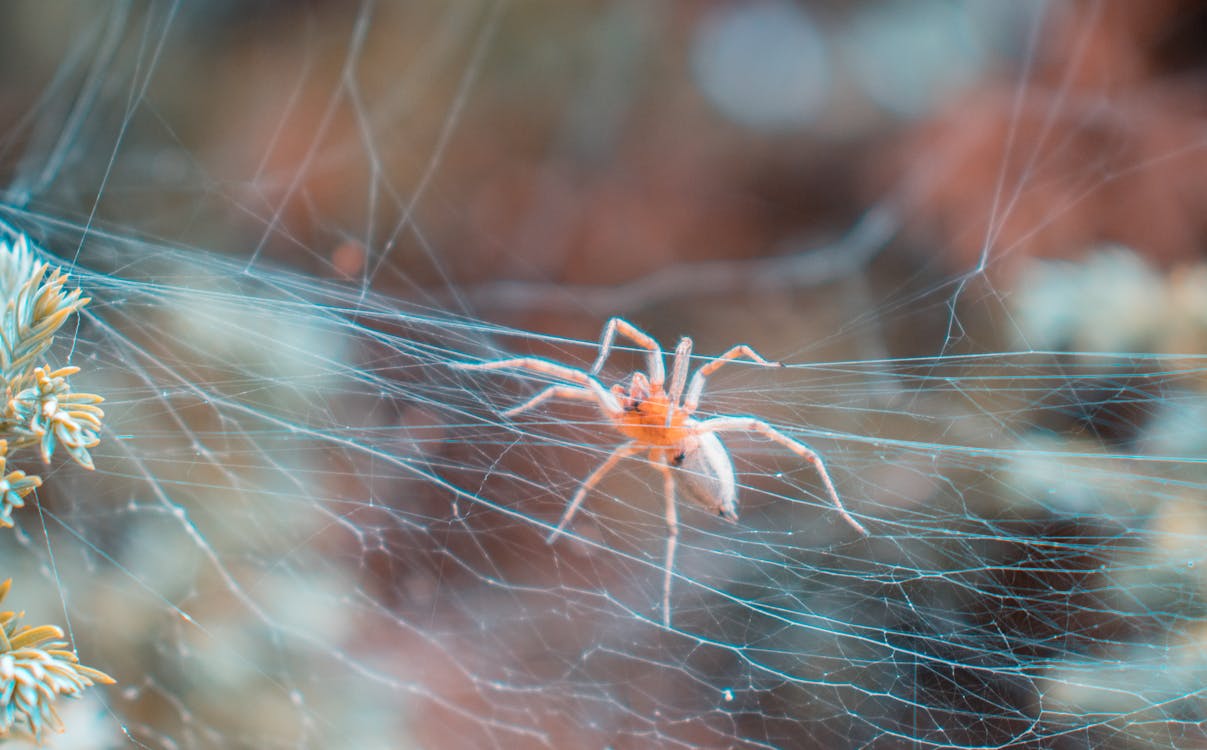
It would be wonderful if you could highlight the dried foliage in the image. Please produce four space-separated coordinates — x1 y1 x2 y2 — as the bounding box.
886 0 1207 274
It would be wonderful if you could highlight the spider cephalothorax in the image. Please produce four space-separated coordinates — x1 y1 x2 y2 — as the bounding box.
459 317 867 626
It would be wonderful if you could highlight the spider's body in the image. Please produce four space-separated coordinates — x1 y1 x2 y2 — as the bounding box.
609 374 739 519
611 377 691 445
458 317 866 626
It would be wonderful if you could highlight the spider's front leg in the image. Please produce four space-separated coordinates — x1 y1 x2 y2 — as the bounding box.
664 337 694 426
698 417 867 536
591 318 666 386
683 345 783 414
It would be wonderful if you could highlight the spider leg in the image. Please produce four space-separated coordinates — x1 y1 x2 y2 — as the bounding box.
656 462 679 628
547 441 642 544
665 337 694 426
697 417 867 536
457 357 622 416
503 386 596 417
683 345 781 414
590 317 666 386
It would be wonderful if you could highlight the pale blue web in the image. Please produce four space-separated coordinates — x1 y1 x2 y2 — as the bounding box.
0 2 1202 749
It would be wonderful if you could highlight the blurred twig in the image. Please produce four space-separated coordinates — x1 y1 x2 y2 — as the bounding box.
461 204 899 315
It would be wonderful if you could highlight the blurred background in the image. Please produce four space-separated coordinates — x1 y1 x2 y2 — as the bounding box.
0 0 1205 747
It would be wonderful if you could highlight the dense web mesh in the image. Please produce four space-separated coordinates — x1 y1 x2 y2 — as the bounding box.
0 1 1203 748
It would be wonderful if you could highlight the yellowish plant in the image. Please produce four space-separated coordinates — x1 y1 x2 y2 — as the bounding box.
0 234 112 740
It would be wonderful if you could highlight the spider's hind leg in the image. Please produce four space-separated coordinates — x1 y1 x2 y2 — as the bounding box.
547 442 642 544
504 386 597 417
456 357 622 417
698 417 867 536
656 462 680 629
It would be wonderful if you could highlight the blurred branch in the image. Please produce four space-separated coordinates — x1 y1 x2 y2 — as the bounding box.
461 204 899 315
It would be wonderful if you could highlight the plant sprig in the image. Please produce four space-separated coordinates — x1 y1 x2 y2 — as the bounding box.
0 236 88 388
0 234 113 741
0 579 114 741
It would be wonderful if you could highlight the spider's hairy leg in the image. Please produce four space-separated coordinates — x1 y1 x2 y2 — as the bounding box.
590 317 666 386
503 386 597 418
656 462 679 629
665 337 694 425
698 417 868 536
683 345 783 413
456 357 622 416
547 442 643 544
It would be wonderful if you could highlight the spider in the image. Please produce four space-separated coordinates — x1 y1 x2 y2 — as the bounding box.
458 317 867 627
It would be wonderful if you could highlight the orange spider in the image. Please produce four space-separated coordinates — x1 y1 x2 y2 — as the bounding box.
458 317 867 627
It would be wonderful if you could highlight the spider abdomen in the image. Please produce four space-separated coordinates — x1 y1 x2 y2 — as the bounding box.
674 432 738 521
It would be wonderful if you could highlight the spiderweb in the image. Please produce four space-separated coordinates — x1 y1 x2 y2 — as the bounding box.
1 1 1205 748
